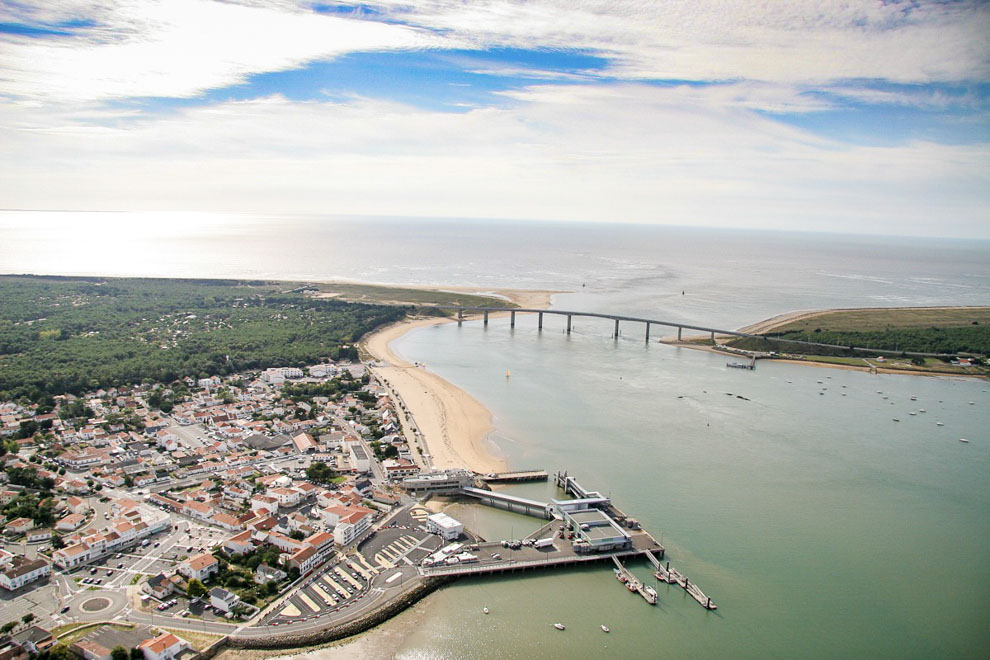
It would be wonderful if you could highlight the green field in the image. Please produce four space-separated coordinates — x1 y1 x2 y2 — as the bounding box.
732 306 990 357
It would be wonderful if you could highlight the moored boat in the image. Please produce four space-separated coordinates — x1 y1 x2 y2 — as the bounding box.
553 623 565 631
601 625 610 633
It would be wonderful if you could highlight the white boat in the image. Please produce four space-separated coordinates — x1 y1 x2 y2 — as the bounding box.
892 418 900 422
601 625 610 633
936 422 944 426
483 607 489 614
960 438 969 443
553 623 565 631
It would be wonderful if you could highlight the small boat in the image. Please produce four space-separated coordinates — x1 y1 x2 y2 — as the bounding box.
483 607 489 614
505 370 510 379
892 418 900 422
910 396 917 401
601 625 610 633
936 422 944 426
909 412 916 416
553 623 565 631
960 438 969 443
919 409 926 413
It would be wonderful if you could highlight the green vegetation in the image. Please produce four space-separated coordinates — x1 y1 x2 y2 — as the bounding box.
186 578 207 599
304 462 338 483
3 489 56 526
51 623 134 647
0 275 408 402
730 307 990 357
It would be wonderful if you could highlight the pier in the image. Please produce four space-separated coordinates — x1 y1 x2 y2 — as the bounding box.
478 470 549 483
613 556 658 605
651 555 717 610
458 486 553 519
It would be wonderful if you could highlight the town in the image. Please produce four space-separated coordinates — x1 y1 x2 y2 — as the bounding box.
0 354 455 657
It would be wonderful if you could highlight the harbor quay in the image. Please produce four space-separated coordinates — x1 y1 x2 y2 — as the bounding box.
229 469 715 648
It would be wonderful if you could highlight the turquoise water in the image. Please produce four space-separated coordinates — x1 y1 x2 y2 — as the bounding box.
387 319 990 658
2 212 989 657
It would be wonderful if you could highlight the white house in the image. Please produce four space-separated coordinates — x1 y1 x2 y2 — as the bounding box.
177 552 219 582
137 632 190 660
209 586 240 613
0 555 50 590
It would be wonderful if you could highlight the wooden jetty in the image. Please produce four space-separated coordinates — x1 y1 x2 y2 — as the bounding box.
612 557 657 605
478 470 549 483
650 555 716 610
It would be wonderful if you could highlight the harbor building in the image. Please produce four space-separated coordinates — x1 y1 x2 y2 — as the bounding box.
558 508 631 554
400 470 475 496
426 512 463 540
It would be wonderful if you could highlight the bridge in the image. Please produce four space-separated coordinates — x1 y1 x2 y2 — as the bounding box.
458 486 552 519
420 305 956 358
429 305 753 342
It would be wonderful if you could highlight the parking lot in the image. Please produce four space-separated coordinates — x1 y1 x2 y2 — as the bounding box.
264 557 376 626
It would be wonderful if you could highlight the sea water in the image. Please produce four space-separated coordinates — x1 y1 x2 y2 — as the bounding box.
2 212 989 657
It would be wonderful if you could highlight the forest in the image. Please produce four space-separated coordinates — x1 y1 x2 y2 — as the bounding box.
0 276 407 402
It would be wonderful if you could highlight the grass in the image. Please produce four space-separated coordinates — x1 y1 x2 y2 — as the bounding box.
130 574 141 585
54 622 134 646
160 627 225 651
768 307 990 333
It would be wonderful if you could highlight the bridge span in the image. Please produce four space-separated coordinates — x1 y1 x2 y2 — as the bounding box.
424 305 755 343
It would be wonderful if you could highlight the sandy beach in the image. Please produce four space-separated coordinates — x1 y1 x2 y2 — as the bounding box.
361 288 557 475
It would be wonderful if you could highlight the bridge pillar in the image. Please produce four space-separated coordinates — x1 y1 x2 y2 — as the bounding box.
710 331 715 342
614 319 620 339
566 315 572 334
457 308 463 326
510 311 516 328
645 322 650 342
484 310 489 326
677 327 682 341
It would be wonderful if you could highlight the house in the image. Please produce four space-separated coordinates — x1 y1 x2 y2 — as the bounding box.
66 496 91 514
250 496 278 516
267 487 302 507
253 563 286 584
136 632 190 660
383 458 420 481
291 432 318 454
4 518 34 535
10 627 55 655
209 586 240 613
51 542 93 569
222 530 255 556
177 552 219 582
56 513 86 532
286 545 319 575
0 555 50 590
143 573 174 600
332 505 374 546
26 528 51 543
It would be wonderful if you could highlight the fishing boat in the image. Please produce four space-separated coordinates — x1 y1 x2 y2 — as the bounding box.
601 625 610 633
553 623 565 631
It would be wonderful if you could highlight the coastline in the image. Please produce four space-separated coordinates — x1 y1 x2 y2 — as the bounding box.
360 288 557 475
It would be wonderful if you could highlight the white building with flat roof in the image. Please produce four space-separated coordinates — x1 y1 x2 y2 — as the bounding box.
426 512 463 541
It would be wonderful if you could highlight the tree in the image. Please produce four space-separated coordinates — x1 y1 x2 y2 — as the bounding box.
51 533 65 550
1 621 16 634
48 644 74 660
21 613 34 626
130 648 143 660
289 530 304 541
187 579 206 598
111 646 128 660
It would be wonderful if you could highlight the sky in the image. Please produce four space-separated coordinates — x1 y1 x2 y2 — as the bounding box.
0 1 988 237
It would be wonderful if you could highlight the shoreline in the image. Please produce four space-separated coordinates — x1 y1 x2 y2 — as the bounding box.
360 287 557 475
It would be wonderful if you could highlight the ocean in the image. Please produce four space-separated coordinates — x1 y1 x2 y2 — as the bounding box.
2 211 989 658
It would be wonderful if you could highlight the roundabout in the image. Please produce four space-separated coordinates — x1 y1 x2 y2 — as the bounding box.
66 589 129 621
81 597 112 613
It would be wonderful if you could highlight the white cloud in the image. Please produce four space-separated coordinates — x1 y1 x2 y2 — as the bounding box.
0 0 435 102
1 83 986 237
